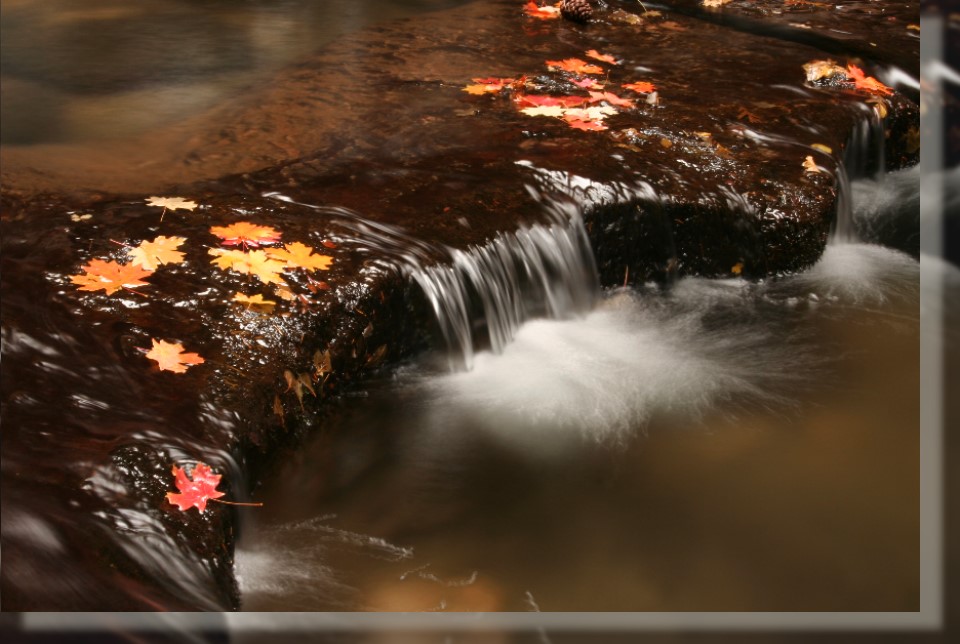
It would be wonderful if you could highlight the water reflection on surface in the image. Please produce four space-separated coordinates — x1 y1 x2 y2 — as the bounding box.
237 171 924 612
0 0 470 144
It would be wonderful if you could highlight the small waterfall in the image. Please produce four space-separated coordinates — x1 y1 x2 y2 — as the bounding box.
831 107 887 244
263 192 599 371
412 216 598 370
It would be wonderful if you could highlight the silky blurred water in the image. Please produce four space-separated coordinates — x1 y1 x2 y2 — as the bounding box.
237 167 926 611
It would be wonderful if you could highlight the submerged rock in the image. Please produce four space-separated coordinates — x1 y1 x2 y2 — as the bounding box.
0 0 918 609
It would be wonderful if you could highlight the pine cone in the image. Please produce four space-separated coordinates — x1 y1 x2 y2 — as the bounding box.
561 0 593 23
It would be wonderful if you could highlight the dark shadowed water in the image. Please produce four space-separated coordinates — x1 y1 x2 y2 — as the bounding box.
237 167 925 612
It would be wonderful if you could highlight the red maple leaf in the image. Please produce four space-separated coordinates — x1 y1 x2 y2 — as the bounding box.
588 91 636 108
516 94 587 108
845 64 893 96
166 462 225 513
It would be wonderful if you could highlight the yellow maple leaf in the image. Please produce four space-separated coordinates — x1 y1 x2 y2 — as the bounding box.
266 242 333 272
233 292 277 313
129 235 187 271
70 259 152 295
520 105 566 118
145 338 205 373
802 155 823 173
209 248 286 285
146 196 197 212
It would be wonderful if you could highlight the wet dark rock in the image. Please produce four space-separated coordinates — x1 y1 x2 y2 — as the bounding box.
1 0 918 609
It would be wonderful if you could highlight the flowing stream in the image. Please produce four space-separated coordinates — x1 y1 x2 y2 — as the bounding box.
237 163 924 612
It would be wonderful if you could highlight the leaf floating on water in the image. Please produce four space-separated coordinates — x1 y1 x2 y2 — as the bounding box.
209 248 286 285
145 338 205 373
166 462 225 513
129 235 187 271
585 50 618 65
266 241 333 272
146 196 197 212
523 1 561 19
622 81 657 94
233 292 277 313
70 259 152 295
845 64 893 96
210 221 282 249
546 58 604 75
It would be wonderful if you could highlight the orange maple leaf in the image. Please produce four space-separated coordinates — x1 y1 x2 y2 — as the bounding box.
622 81 657 94
587 91 635 108
524 1 561 19
210 221 282 249
209 248 286 285
266 242 333 272
145 338 205 373
70 259 152 295
585 50 618 65
845 64 893 96
166 463 225 512
563 114 608 131
463 77 516 95
233 292 277 312
129 235 187 271
546 58 605 75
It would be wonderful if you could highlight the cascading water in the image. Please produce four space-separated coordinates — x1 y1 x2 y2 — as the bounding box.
831 106 888 244
411 217 597 370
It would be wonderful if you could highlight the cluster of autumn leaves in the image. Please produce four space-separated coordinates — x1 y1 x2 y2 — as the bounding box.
69 196 335 375
464 47 658 132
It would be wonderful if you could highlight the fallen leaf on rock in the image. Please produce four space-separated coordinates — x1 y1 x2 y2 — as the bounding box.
564 105 618 120
810 143 832 154
585 50 618 65
233 292 277 312
622 81 657 94
129 235 187 271
166 462 225 513
146 196 197 212
71 259 152 295
845 64 893 96
571 77 605 90
463 77 516 95
521 105 567 118
284 369 316 410
210 221 282 249
802 155 823 173
702 0 733 6
209 248 286 285
546 58 604 75
588 91 635 108
564 115 607 131
266 241 333 272
523 1 561 19
731 261 744 275
70 213 93 222
517 94 587 108
802 59 846 83
146 338 205 373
